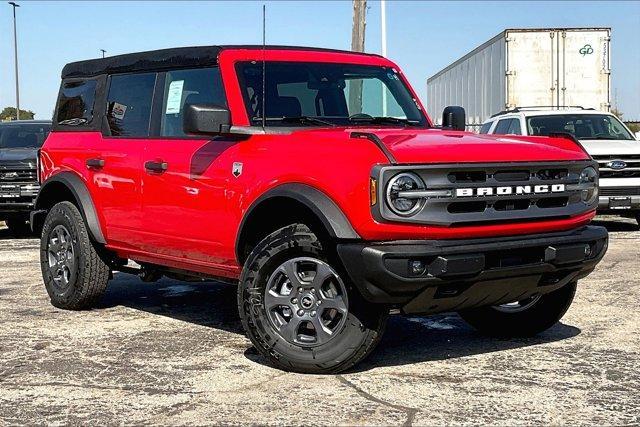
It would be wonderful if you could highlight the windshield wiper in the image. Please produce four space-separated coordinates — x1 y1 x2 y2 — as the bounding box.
348 116 421 127
254 116 336 127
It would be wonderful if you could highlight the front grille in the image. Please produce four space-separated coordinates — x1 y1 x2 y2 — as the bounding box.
375 161 596 226
0 163 37 183
600 187 640 197
592 154 640 178
0 169 37 182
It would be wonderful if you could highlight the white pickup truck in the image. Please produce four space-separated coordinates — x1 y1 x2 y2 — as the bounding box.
481 108 640 227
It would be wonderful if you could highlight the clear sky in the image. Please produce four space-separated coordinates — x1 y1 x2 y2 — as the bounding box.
1 0 639 120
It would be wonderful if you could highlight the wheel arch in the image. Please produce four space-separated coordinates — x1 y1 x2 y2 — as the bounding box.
235 184 360 265
34 172 106 244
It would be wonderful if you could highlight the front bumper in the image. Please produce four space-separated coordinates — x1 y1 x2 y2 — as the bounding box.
0 201 36 214
337 226 608 315
0 182 39 214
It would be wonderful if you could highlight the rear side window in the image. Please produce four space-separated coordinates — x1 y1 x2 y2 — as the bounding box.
161 67 226 137
494 119 514 135
106 73 156 137
479 121 492 134
56 80 97 125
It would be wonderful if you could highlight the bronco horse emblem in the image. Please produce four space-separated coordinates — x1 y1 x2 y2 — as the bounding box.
1 172 19 179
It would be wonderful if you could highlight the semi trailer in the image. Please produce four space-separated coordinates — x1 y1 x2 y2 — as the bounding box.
426 28 611 129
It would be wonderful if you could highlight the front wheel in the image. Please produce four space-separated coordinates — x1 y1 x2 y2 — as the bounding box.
458 282 577 337
238 224 387 374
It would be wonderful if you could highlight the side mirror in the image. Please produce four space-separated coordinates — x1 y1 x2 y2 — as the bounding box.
442 106 466 131
183 104 231 135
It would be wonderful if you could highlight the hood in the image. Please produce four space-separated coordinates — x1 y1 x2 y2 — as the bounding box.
579 138 640 156
297 128 590 164
0 147 38 164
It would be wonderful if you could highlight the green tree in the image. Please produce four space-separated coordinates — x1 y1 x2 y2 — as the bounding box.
0 107 35 121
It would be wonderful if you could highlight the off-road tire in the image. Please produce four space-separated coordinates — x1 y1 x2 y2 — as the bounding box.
458 282 577 337
6 216 31 236
238 224 387 374
40 201 111 310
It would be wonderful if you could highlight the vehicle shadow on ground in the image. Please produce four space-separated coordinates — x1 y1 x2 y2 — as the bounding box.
0 227 36 240
101 273 581 370
592 218 638 232
100 273 244 335
348 316 580 372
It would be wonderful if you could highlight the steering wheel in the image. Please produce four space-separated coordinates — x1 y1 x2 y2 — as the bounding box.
349 113 374 120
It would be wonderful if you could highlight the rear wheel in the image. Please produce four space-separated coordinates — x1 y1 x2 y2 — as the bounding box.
40 201 111 310
238 224 387 374
458 282 577 337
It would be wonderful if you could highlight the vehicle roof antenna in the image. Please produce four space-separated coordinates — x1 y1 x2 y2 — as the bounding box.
261 3 266 132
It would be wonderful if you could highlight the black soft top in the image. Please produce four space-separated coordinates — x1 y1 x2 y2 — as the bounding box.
61 45 379 79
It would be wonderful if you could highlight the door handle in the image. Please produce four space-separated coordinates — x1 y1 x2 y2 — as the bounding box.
86 158 105 169
145 160 168 173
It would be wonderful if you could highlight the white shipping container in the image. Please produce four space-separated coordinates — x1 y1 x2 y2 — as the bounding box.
426 28 611 129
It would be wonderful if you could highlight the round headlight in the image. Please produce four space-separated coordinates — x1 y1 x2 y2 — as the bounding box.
579 166 598 204
386 172 425 216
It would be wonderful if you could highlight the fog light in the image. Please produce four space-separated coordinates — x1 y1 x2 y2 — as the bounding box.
410 259 426 275
584 244 592 258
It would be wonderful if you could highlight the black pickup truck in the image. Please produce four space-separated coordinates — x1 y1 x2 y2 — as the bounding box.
0 120 51 235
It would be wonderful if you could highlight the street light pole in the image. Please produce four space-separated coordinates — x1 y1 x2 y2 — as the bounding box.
100 49 106 58
8 2 21 121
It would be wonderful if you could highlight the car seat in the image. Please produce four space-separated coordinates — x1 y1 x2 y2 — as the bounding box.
265 96 302 118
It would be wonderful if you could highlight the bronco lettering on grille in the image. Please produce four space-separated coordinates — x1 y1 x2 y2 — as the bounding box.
456 184 566 197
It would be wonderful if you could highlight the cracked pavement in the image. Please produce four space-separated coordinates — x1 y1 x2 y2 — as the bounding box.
0 216 638 425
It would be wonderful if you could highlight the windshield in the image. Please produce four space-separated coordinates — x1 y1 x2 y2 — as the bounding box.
236 61 428 127
526 114 634 141
0 123 51 149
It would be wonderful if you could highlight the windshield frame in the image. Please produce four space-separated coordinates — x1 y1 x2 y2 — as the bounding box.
0 122 52 149
234 60 430 128
526 113 635 141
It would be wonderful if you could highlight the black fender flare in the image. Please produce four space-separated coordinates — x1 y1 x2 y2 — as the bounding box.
36 172 106 244
236 183 360 261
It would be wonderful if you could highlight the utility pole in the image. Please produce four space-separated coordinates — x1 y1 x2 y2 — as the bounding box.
8 2 20 120
100 49 106 58
351 0 366 53
349 0 366 113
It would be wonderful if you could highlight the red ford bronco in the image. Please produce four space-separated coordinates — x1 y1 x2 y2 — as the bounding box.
33 46 607 373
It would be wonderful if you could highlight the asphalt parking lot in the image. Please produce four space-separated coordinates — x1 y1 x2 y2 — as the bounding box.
0 217 638 425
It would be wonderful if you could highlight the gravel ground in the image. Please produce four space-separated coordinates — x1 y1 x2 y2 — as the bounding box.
0 216 638 425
